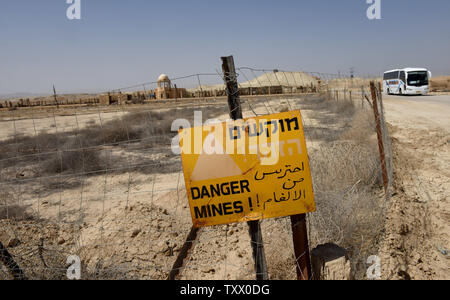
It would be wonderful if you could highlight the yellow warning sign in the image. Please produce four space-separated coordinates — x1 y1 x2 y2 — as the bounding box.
179 110 315 228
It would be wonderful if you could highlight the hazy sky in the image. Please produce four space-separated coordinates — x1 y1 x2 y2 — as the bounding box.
1 0 450 94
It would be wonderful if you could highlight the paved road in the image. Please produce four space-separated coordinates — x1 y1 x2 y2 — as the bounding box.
383 94 450 130
385 94 450 107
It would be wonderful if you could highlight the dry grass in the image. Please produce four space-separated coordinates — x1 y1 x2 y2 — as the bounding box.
340 110 377 144
0 192 31 221
300 93 357 118
430 76 450 92
0 106 224 178
327 78 381 90
0 95 387 280
260 93 385 279
306 103 384 279
42 144 104 175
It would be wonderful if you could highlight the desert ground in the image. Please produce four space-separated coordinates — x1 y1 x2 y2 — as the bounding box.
0 91 387 280
0 90 448 280
380 94 450 279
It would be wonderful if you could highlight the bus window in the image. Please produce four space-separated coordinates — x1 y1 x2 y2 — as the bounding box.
386 71 399 80
400 71 406 84
407 71 428 87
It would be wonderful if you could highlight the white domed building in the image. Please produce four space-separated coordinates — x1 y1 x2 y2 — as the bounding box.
157 74 170 87
155 74 187 100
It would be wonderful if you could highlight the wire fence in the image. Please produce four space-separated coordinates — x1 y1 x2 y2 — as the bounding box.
0 67 391 280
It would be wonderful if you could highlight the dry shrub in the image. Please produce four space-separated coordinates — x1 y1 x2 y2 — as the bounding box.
310 141 379 190
309 189 384 279
430 76 450 92
79 116 145 146
76 106 225 147
340 110 376 144
0 142 15 163
327 78 381 90
332 98 356 117
0 192 30 221
300 94 356 118
264 121 383 279
278 105 290 113
262 219 298 280
0 106 225 178
300 94 329 110
268 95 383 277
305 105 384 279
42 145 104 175
0 131 70 168
267 254 296 280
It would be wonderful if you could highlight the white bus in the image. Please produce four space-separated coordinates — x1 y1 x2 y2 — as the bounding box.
383 68 431 95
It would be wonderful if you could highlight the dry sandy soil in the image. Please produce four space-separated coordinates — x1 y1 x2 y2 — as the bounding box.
1 93 387 280
380 94 450 279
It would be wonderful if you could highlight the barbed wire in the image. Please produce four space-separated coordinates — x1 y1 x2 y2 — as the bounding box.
0 67 391 280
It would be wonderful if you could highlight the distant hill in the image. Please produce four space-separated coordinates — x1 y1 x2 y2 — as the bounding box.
189 71 319 92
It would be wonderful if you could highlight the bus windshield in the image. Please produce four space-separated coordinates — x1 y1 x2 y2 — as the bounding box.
407 71 428 87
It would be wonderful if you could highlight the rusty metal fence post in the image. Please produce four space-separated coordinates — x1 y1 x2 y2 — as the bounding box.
370 82 389 192
290 214 312 280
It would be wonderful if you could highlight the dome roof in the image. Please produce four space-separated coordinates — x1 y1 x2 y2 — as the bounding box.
157 74 170 82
